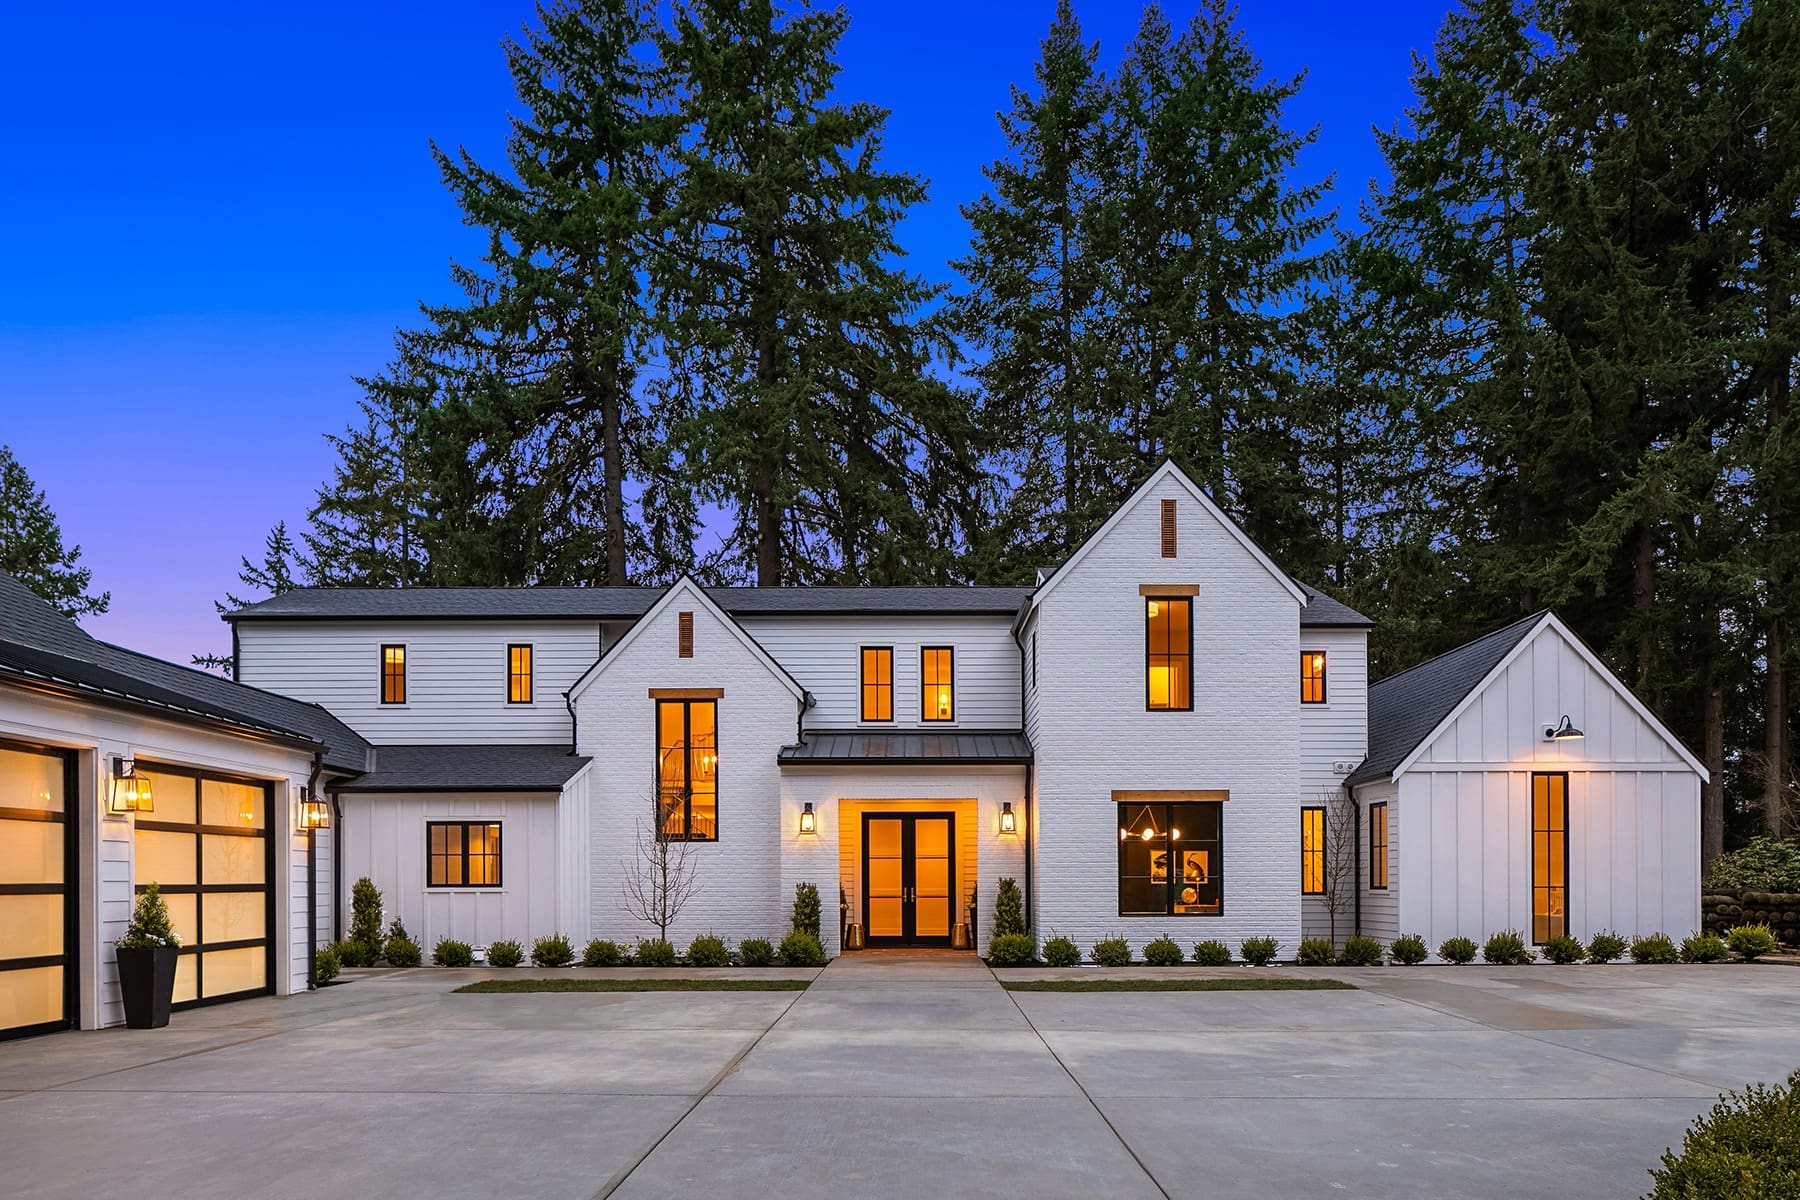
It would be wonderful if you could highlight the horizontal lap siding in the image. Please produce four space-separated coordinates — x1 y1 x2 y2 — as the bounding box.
1301 628 1369 945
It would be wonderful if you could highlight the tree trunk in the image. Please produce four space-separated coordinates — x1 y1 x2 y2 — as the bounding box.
1767 621 1788 838
600 361 628 586
1633 520 1657 693
1702 683 1724 873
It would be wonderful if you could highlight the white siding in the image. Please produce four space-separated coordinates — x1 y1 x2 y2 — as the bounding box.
236 619 602 745
1299 784 1393 946
1300 628 1367 799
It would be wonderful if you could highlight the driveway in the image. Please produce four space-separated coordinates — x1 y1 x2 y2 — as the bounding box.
1 959 1794 1199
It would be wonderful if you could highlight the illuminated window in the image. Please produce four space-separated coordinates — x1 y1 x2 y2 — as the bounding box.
1145 597 1191 710
507 644 533 704
1118 801 1222 915
922 647 954 722
1301 651 1327 704
1301 806 1325 894
861 647 893 722
427 822 501 887
657 699 717 841
1532 773 1567 942
380 645 406 704
1369 802 1388 889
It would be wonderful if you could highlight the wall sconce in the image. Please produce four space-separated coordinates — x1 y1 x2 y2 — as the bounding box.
298 789 331 832
108 756 153 814
798 802 816 835
1544 715 1585 742
999 801 1016 835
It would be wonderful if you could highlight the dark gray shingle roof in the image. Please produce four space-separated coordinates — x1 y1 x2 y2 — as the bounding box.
331 743 589 792
1298 582 1373 628
779 729 1033 766
1349 612 1546 786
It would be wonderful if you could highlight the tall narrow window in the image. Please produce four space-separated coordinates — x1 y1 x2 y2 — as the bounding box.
507 644 533 704
861 647 894 722
1160 498 1177 557
677 611 694 657
1301 651 1327 704
1369 802 1388 889
1301 806 1326 895
1145 597 1192 710
427 822 501 887
1532 773 1568 943
657 699 717 841
380 644 406 704
1118 801 1222 915
921 647 955 721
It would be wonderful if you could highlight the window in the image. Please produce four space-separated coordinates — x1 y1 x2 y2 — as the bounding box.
1301 651 1327 704
860 647 894 721
1532 773 1568 943
678 611 694 657
507 644 533 704
657 699 717 840
427 822 502 887
1031 631 1038 690
380 644 406 704
1118 801 1222 915
1301 806 1326 895
1145 597 1192 710
922 647 954 721
1369 802 1388 889
1160 498 1177 557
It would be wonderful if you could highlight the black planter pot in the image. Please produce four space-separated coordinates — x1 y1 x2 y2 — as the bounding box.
116 946 180 1029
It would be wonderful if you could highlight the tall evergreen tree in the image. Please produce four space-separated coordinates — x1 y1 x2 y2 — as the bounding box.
0 445 109 619
191 522 312 676
307 384 432 587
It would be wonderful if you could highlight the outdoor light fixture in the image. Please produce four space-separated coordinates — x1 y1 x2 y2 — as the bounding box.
999 801 1016 835
1545 715 1585 742
108 756 153 814
298 789 331 833
798 802 816 835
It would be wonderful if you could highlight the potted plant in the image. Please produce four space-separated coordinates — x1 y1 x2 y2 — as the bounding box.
116 882 182 1028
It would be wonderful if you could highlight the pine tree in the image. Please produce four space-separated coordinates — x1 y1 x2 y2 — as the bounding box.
191 521 314 676
0 444 109 619
307 383 431 588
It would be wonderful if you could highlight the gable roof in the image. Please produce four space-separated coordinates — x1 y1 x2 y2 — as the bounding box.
330 743 588 792
1297 582 1373 628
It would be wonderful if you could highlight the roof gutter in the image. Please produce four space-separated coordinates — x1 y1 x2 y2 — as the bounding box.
0 669 325 755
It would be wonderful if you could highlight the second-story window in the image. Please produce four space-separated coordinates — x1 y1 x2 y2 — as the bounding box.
921 647 954 721
1145 597 1191 710
508 644 533 704
861 647 893 721
657 698 717 841
380 644 406 704
1301 651 1327 704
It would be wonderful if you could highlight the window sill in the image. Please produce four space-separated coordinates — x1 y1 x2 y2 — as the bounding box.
426 888 507 894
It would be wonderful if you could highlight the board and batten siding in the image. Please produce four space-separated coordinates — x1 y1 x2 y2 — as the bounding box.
236 620 602 744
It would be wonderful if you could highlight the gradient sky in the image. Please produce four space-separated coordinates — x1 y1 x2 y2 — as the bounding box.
0 0 1451 665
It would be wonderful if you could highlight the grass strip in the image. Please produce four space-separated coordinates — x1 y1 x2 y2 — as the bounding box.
1001 977 1353 993
454 977 812 994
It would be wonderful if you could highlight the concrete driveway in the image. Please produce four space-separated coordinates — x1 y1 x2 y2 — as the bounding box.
2 958 1794 1199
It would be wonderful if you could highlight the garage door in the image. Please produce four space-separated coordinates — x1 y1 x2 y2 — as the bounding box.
0 740 76 1040
134 766 272 1007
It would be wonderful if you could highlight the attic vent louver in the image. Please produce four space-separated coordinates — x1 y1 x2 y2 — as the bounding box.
678 611 694 657
1160 499 1177 557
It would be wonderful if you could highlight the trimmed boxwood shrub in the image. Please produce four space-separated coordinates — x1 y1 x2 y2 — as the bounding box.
681 934 728 966
1587 930 1628 964
485 939 523 967
1727 923 1778 961
1042 936 1080 967
1439 936 1478 964
1646 1069 1800 1199
778 930 826 967
1339 935 1383 967
531 933 575 968
738 937 775 967
1540 935 1584 964
433 938 474 967
1631 932 1680 964
1297 937 1336 966
383 919 422 967
581 939 624 967
1240 936 1280 966
1482 929 1534 965
1191 939 1232 966
1143 936 1183 966
1388 934 1428 965
1089 936 1132 967
313 944 340 984
634 939 677 967
987 932 1038 967
1679 932 1729 964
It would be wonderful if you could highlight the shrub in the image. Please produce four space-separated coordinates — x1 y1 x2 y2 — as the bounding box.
485 939 523 967
1645 1069 1800 1199
1587 930 1629 964
1679 932 1729 964
1439 936 1478 964
383 919 422 967
313 944 340 984
634 939 677 967
1296 937 1336 966
119 881 181 950
433 938 473 968
791 883 822 941
1726 923 1778 961
349 876 384 965
531 933 575 968
1089 936 1132 967
987 932 1038 967
1339 935 1384 967
778 930 826 967
738 937 775 967
1388 934 1429 965
1191 939 1233 966
993 877 1026 937
335 937 374 968
1703 835 1800 892
1042 936 1081 967
1631 933 1680 964
1482 929 1534 965
1240 936 1280 966
1540 935 1585 964
1143 936 1183 966
686 934 731 967
580 939 624 967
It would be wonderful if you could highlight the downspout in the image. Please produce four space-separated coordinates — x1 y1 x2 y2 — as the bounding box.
564 690 578 756
331 791 345 943
304 750 323 989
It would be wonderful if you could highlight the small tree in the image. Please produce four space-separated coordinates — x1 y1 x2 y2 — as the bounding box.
791 883 821 940
993 877 1025 936
622 770 701 942
118 882 180 949
1317 792 1360 946
349 876 384 961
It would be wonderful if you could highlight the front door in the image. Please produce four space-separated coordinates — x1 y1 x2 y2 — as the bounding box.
862 812 955 947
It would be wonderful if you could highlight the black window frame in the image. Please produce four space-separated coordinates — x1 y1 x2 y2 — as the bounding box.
1301 805 1326 895
860 646 894 723
1301 650 1327 704
426 821 503 888
506 643 533 705
656 697 719 842
1532 772 1569 944
1116 800 1224 917
1144 596 1193 712
1369 801 1388 890
380 644 406 705
921 645 955 722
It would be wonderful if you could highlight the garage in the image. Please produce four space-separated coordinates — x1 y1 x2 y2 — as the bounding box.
0 739 77 1040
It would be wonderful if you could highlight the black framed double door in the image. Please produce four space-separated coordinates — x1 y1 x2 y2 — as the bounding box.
862 812 955 947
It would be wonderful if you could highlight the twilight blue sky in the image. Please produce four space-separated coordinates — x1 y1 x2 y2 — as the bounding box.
0 0 1450 664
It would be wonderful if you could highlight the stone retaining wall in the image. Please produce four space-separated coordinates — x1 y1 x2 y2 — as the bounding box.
1702 889 1800 943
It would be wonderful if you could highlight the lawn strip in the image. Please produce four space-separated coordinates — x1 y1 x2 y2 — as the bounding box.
1001 977 1353 992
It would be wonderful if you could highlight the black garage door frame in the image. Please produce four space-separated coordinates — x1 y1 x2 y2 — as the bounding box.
0 736 78 1042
